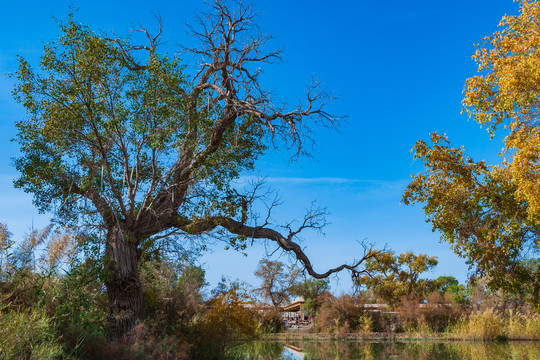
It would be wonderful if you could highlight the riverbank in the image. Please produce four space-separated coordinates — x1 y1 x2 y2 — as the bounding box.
265 309 540 342
263 331 454 341
262 330 540 342
237 339 540 359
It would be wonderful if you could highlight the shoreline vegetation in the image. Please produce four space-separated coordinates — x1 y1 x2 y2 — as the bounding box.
268 311 540 342
236 339 540 360
263 328 540 342
261 291 540 343
1 224 540 359
272 289 540 344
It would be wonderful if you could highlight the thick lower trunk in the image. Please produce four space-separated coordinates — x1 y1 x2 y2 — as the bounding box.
533 270 540 310
104 227 143 343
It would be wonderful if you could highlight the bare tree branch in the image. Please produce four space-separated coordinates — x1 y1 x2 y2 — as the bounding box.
182 0 343 158
174 213 376 279
105 15 164 71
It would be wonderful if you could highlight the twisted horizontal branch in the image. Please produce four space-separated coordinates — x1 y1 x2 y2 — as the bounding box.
176 214 376 279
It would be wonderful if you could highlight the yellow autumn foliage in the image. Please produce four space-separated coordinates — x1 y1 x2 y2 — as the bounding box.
463 0 540 224
405 0 540 304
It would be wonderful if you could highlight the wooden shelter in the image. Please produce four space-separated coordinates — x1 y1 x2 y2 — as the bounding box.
282 296 306 323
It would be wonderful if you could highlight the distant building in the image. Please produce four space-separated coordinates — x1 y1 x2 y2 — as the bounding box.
242 302 273 314
282 296 306 323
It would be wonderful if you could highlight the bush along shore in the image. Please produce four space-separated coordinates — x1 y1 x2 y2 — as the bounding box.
2 229 540 360
0 223 284 360
263 291 540 342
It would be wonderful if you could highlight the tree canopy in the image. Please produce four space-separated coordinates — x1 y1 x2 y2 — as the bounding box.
288 278 330 316
403 0 540 306
354 251 438 306
254 259 300 307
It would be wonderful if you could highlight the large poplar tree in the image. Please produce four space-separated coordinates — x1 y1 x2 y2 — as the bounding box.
403 0 540 306
12 1 372 341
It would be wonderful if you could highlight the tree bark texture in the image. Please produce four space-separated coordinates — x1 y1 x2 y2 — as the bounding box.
104 227 143 343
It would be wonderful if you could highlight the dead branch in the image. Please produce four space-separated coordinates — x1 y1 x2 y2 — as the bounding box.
175 211 377 279
184 0 343 157
106 15 164 71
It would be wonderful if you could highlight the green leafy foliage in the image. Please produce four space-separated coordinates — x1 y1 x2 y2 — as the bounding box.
11 13 262 229
289 278 330 316
0 226 108 358
254 259 300 307
9 3 345 340
0 307 65 360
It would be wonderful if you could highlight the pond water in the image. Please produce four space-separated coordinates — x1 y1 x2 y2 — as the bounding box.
234 340 540 360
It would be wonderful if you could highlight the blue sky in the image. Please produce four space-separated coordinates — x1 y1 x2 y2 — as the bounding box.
0 0 520 294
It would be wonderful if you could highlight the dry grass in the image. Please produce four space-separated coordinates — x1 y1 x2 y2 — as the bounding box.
446 309 540 340
507 310 540 340
447 309 506 340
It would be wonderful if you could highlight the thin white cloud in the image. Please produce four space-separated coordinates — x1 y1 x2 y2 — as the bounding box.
233 175 411 202
237 175 406 186
264 176 361 184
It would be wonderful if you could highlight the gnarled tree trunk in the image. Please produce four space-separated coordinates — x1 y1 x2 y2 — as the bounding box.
104 227 143 343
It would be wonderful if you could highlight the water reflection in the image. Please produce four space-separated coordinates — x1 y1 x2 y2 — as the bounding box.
235 340 540 360
283 345 304 359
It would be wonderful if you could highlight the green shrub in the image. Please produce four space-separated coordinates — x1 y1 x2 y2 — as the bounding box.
0 307 65 359
357 314 373 333
0 255 108 358
257 309 285 334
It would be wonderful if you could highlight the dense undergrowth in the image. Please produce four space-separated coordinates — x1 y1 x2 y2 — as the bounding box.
1 223 540 359
0 224 277 359
308 290 540 341
0 258 275 359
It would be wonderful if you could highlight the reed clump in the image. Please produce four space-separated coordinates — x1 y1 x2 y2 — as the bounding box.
506 310 540 340
0 306 65 360
309 290 540 340
446 310 540 340
447 309 506 340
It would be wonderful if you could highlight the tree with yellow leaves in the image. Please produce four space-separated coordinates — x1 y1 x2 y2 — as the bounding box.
354 250 438 307
404 0 540 307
